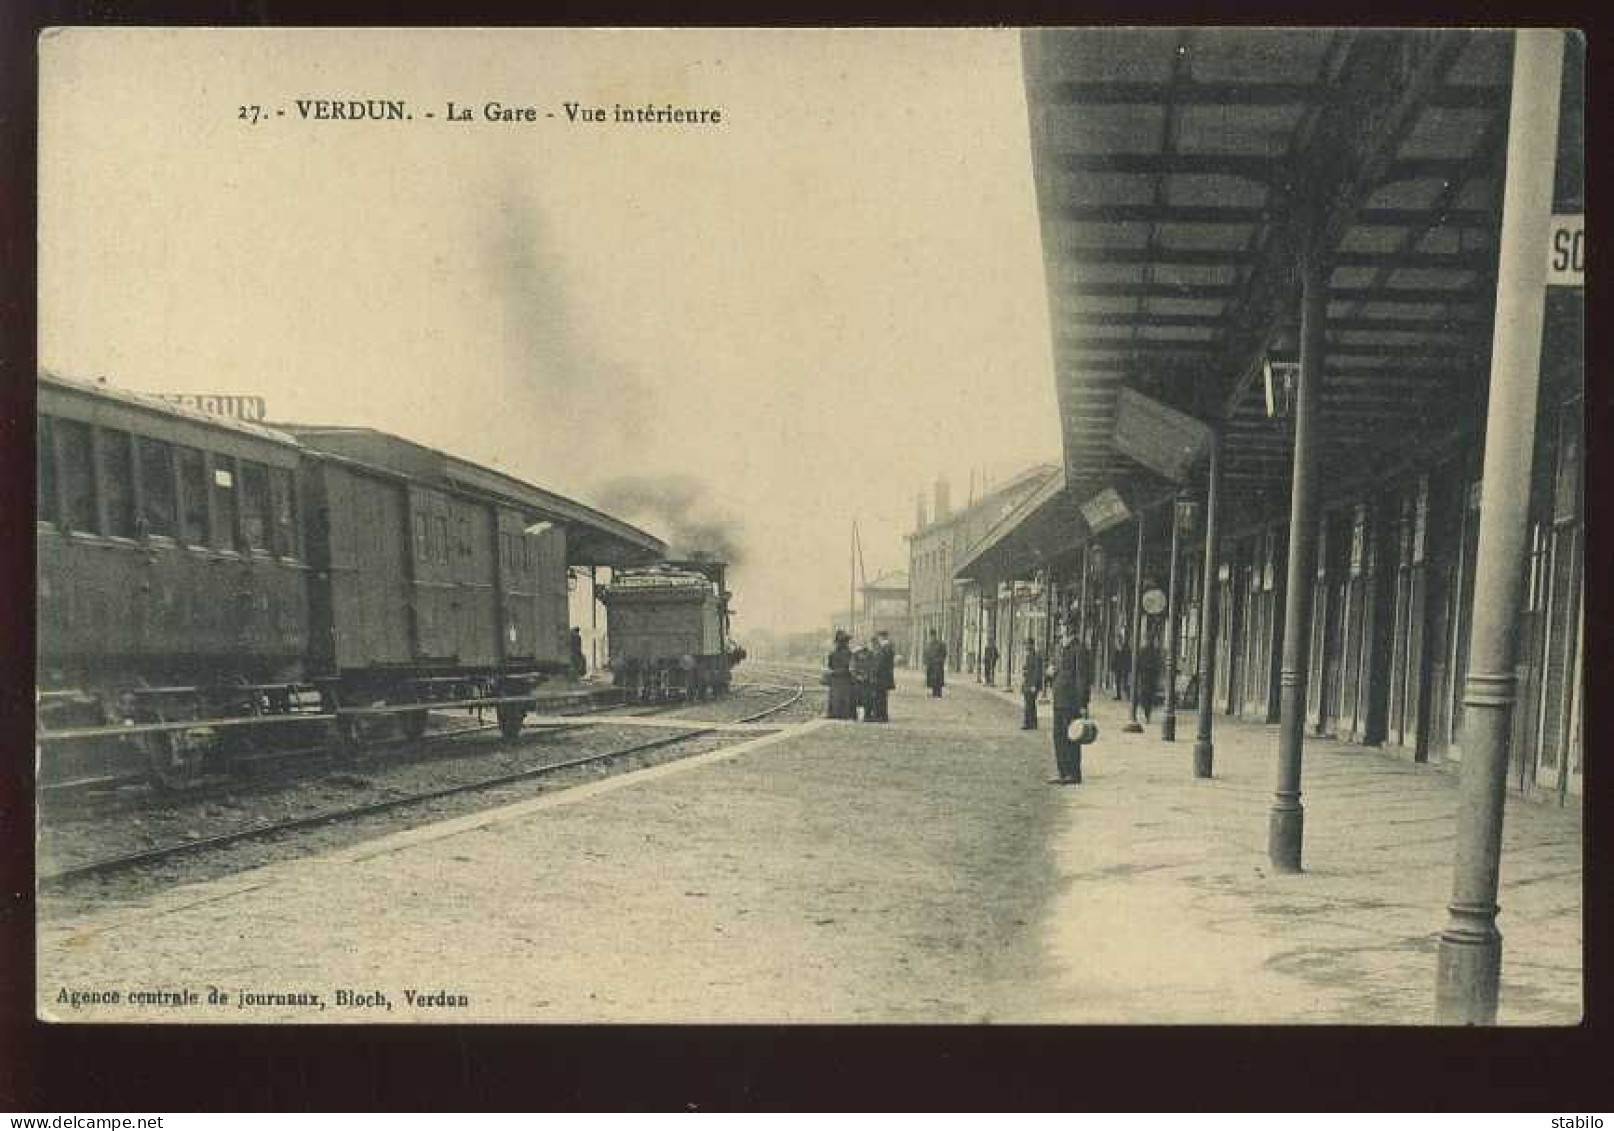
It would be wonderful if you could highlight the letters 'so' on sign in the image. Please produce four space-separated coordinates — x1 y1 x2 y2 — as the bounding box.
1547 214 1584 287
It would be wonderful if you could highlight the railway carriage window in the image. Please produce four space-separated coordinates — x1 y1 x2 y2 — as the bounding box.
239 461 272 551
137 437 177 538
100 430 136 538
37 417 58 525
211 457 240 549
435 515 449 564
415 513 429 562
269 468 297 557
177 447 208 544
56 419 97 533
176 445 208 542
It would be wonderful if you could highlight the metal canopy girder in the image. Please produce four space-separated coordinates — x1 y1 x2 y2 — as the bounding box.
1055 204 1272 224
1066 281 1241 298
1052 153 1284 180
1025 28 1509 508
1060 247 1257 266
1060 312 1229 329
1057 339 1217 354
1328 285 1484 304
1034 78 1494 109
1054 151 1493 189
1330 248 1493 269
1062 281 1484 305
1053 204 1491 228
1036 79 1324 106
1324 314 1483 331
1058 311 1481 333
1215 33 1478 418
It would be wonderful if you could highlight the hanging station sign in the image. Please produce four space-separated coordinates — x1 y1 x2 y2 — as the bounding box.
1079 487 1132 534
1546 214 1584 287
1113 388 1214 482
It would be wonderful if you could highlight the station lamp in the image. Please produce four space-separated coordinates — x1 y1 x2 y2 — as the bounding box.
1262 357 1300 419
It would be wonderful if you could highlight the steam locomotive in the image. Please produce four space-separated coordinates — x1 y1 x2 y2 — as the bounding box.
35 372 665 789
597 557 745 702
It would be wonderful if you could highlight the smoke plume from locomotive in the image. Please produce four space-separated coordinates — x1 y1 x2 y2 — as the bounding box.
482 183 654 487
591 474 746 567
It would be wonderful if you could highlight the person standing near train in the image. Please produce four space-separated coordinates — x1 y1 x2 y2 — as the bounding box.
923 629 948 698
1111 630 1131 701
850 638 876 721
825 629 856 720
982 640 1000 686
1050 621 1091 785
568 627 587 680
870 629 896 722
1135 639 1162 724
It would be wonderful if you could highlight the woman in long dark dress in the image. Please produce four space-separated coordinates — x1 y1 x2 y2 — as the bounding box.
923 630 948 698
825 630 855 719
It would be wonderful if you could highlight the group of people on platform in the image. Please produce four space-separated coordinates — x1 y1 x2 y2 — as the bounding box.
824 621 1094 785
824 629 897 722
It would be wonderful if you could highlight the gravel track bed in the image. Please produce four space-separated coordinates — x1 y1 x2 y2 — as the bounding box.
38 684 804 919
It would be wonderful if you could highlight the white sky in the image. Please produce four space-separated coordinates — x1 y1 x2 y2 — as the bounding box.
39 27 1062 635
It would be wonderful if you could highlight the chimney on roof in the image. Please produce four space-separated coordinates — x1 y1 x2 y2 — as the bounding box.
915 492 927 532
934 477 952 522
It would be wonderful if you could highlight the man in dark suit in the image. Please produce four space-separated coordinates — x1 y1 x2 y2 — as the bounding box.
923 630 948 698
1051 622 1091 785
1020 638 1045 731
871 630 896 722
982 640 1000 686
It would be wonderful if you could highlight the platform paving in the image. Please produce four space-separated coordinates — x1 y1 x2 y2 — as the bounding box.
36 669 1581 1024
974 675 1583 1025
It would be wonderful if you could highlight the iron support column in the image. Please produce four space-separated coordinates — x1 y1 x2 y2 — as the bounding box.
1192 430 1221 778
590 566 599 674
1123 515 1146 732
1005 580 1018 690
1161 496 1184 741
1268 232 1328 873
1078 545 1091 644
1436 29 1564 1026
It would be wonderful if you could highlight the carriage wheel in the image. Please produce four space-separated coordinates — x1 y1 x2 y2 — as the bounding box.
496 703 525 742
334 716 366 760
142 721 212 793
401 710 429 741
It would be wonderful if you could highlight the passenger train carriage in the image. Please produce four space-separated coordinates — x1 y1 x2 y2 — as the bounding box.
36 373 665 789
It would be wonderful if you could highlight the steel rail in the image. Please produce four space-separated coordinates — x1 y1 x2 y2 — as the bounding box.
40 681 803 886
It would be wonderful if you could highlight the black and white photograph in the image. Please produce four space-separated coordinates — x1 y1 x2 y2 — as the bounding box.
31 26 1584 1029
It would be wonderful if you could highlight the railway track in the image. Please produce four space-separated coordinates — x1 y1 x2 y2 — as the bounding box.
39 679 804 888
39 682 768 805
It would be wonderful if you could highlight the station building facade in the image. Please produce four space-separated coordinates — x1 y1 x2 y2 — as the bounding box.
906 466 1057 670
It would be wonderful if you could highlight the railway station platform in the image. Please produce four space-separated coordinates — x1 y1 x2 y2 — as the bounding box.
36 668 1581 1024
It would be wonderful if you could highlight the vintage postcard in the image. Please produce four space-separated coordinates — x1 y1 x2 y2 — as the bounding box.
35 27 1583 1026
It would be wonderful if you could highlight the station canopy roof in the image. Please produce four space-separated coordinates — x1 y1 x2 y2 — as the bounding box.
1021 28 1533 529
954 466 1088 582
